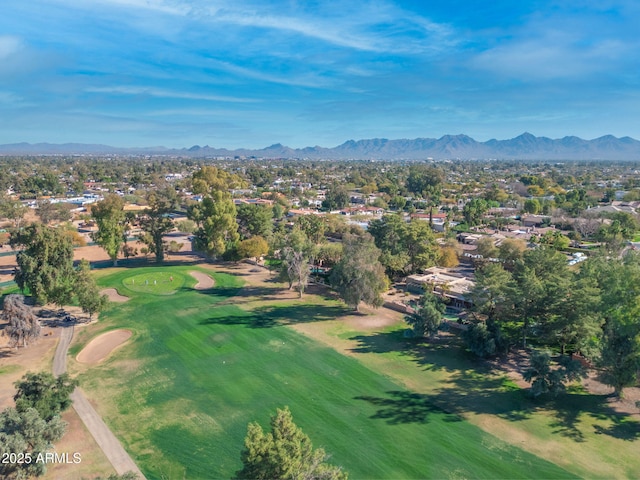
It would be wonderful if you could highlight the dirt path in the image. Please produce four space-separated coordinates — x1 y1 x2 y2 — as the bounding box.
53 326 145 479
52 325 74 377
70 389 145 479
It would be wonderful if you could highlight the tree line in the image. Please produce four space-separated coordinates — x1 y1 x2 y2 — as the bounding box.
466 246 640 397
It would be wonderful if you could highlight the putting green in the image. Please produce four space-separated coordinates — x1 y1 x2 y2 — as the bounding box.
123 271 185 295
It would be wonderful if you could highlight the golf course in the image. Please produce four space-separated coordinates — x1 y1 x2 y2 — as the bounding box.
65 264 636 479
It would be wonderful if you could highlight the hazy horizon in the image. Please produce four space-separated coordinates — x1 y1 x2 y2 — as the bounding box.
1 1 639 149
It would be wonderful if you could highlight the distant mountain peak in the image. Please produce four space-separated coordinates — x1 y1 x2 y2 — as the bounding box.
1 133 639 160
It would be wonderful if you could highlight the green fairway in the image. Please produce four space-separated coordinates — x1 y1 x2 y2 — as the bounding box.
293 320 640 479
72 265 575 479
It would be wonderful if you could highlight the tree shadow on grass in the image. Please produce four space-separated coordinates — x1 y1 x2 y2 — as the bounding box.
211 284 294 304
349 328 640 442
350 329 483 375
355 390 463 425
200 303 350 329
593 415 640 441
195 284 244 302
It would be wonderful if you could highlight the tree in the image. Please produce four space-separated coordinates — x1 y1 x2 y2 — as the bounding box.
296 215 326 245
12 223 75 305
1 294 41 348
468 263 514 324
539 230 570 250
14 372 78 421
272 203 284 220
237 236 269 263
599 309 640 398
176 218 197 234
0 407 66 479
236 204 273 240
389 195 406 211
121 244 138 259
36 200 72 225
405 291 445 339
462 198 489 226
74 260 108 320
59 222 87 247
475 236 497 259
496 238 526 270
138 187 178 262
463 321 506 358
91 194 127 266
438 246 459 268
191 165 244 193
523 350 585 398
189 190 239 258
315 242 343 268
322 186 349 210
235 406 347 480
403 221 438 273
549 275 602 356
405 165 444 201
278 228 313 297
369 215 401 249
329 233 388 312
509 247 571 348
0 195 28 229
523 198 541 214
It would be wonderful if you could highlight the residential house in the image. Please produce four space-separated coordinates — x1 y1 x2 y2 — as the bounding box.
406 267 474 311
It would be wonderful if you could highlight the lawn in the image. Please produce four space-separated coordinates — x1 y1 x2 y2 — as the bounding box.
292 319 640 479
69 265 574 479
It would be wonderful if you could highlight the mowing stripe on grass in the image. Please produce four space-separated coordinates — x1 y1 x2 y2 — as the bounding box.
75 266 575 479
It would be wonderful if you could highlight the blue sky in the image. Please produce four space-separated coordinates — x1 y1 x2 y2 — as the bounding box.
1 0 639 148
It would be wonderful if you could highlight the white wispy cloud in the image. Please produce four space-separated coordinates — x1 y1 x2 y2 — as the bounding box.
85 85 257 103
203 59 333 89
471 5 639 81
205 2 455 54
0 36 21 60
52 0 190 16
474 35 630 80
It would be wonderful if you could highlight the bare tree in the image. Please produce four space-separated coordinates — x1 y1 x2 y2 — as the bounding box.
2 294 41 348
574 211 602 239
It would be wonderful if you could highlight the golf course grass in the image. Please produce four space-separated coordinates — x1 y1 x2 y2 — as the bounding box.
123 271 186 294
293 319 640 479
71 265 576 479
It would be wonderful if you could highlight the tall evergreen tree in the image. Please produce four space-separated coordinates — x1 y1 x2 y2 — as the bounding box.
235 407 347 480
405 291 446 339
600 309 640 398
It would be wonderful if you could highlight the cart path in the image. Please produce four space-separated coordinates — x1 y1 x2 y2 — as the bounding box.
54 325 146 479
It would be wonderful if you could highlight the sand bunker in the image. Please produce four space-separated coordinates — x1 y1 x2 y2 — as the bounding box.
76 329 132 365
190 271 215 290
101 288 129 302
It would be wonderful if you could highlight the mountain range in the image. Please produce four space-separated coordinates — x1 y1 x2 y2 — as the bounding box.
2 133 640 160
